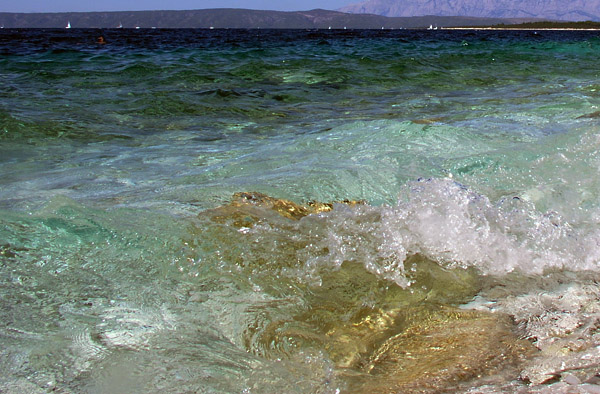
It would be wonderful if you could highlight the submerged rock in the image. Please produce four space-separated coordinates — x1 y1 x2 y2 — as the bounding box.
227 191 364 220
345 306 535 393
202 191 365 230
198 193 537 393
249 299 535 393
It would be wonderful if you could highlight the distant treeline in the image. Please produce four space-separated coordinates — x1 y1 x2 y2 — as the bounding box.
493 20 600 29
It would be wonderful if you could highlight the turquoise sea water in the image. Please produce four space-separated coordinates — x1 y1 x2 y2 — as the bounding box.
3 28 600 392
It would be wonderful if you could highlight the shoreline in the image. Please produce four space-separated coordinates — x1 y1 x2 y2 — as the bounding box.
443 27 600 31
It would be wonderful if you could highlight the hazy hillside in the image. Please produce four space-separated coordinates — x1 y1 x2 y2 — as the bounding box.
0 8 538 29
339 0 600 21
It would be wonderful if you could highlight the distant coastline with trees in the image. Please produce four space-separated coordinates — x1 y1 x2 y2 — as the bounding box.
450 20 600 30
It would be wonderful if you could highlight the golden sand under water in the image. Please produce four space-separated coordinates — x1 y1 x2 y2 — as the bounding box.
199 193 538 393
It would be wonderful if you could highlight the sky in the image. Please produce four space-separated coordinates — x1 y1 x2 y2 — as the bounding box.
2 0 353 13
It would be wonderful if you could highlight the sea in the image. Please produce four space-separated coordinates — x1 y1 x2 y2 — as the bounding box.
3 27 600 393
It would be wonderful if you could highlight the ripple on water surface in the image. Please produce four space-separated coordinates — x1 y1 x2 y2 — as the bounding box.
3 28 600 393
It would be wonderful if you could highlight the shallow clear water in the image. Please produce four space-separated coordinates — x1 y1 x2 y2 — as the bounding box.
3 28 600 393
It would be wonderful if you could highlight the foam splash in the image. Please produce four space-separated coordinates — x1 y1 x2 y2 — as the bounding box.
266 177 600 288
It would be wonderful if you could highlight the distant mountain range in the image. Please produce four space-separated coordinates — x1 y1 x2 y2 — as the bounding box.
0 8 540 29
339 0 600 21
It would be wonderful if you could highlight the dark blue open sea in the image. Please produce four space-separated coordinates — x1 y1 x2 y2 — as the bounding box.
4 28 600 393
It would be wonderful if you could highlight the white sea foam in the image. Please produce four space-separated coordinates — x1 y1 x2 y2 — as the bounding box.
294 177 600 287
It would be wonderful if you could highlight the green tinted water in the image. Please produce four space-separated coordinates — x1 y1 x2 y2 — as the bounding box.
3 29 600 392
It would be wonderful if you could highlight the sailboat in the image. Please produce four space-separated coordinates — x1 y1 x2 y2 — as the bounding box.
117 22 123 28
66 21 71 29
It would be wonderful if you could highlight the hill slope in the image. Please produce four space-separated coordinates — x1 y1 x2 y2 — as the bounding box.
339 0 600 21
0 8 538 29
